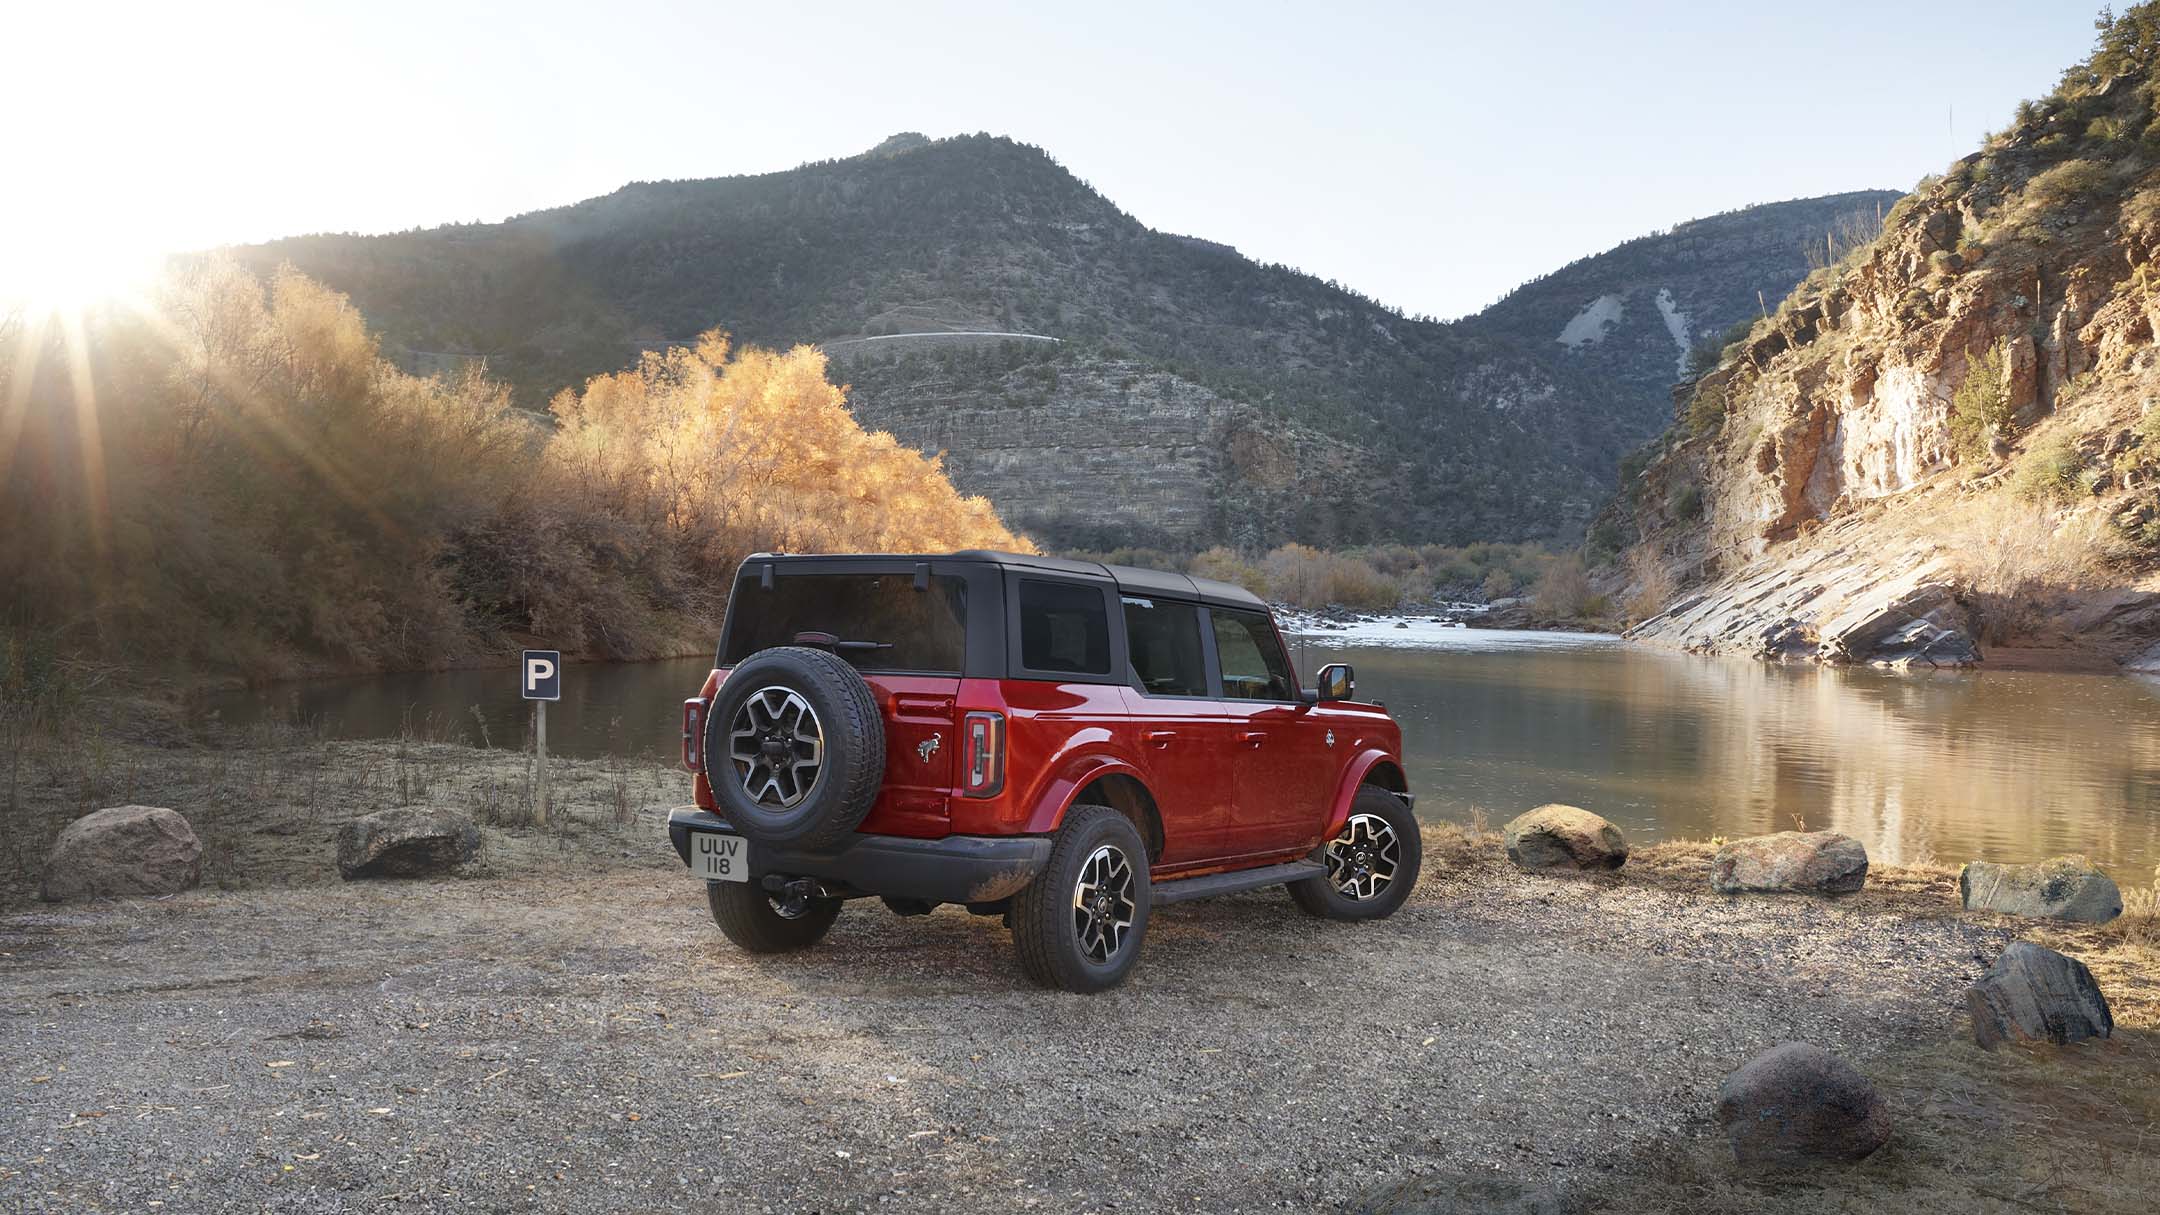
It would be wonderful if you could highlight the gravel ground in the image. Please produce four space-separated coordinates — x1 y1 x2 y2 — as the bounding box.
0 812 2018 1215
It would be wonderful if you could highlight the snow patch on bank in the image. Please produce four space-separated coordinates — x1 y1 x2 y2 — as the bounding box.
1557 295 1625 348
1654 288 1692 375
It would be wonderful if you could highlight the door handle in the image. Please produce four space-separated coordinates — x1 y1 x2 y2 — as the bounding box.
1239 731 1267 747
1145 730 1177 747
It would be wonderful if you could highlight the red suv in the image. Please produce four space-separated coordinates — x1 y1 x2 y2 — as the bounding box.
667 551 1418 992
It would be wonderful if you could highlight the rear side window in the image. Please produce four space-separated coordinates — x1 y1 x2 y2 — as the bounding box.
722 572 968 672
1017 580 1111 676
1210 607 1295 701
1122 597 1207 696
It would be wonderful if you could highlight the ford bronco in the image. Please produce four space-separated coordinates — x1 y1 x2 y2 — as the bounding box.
667 551 1418 992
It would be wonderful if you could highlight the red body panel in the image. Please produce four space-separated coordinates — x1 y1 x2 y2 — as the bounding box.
690 653 1406 870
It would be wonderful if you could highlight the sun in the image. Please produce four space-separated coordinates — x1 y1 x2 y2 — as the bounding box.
0 231 163 316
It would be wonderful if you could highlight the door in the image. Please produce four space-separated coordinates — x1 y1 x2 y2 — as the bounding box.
1207 606 1335 855
1116 595 1230 864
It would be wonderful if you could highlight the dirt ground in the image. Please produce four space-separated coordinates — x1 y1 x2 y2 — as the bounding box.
2 741 2156 1213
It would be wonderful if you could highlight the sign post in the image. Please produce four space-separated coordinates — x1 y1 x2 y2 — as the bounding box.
522 650 561 827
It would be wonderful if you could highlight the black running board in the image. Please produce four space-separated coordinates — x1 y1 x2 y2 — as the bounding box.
1152 859 1325 905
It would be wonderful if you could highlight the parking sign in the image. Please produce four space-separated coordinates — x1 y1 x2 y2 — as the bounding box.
522 650 561 701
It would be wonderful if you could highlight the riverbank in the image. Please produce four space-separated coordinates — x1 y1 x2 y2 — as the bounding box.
2 738 2155 1212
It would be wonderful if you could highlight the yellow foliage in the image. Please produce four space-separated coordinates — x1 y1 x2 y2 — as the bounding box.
0 262 1027 677
547 330 1026 561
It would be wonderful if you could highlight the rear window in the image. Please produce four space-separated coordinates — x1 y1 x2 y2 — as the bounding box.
1017 579 1111 676
721 572 968 672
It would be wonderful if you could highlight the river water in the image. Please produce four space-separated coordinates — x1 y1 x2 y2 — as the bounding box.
209 623 2160 872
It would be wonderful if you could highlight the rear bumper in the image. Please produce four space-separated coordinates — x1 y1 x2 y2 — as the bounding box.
666 807 1051 904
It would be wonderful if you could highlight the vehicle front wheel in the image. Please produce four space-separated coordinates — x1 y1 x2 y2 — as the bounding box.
1289 785 1421 920
1011 804 1152 993
707 880 843 953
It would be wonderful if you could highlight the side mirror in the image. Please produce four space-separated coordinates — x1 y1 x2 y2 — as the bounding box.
1315 663 1356 702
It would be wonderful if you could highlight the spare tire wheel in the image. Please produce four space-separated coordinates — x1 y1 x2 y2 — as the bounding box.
703 646 885 850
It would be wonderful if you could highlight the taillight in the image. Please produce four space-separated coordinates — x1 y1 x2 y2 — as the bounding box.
960 711 1005 798
682 697 709 771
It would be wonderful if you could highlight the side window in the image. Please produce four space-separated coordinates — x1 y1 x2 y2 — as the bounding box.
1210 608 1295 702
1121 597 1207 696
1018 580 1111 676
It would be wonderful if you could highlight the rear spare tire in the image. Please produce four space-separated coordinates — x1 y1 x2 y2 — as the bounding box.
704 646 884 851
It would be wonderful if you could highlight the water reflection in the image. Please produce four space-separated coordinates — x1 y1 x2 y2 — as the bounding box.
1320 634 2160 871
208 632 2160 871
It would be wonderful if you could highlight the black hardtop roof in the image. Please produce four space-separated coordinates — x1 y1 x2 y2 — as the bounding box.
744 551 1267 610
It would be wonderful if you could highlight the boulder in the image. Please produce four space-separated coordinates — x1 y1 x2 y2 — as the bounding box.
1958 856 2122 924
336 808 480 880
1712 831 1869 896
1502 804 1628 872
1966 942 2114 1049
39 805 203 902
1714 1042 1891 1167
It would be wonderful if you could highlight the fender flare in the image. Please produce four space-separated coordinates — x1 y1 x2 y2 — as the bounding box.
1323 750 1408 837
1020 750 1153 836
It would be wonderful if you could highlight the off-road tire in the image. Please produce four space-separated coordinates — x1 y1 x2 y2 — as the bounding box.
1289 785 1421 921
703 645 884 851
707 880 843 952
1012 805 1152 993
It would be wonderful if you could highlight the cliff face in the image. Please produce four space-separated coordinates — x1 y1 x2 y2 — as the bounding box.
1620 8 2160 671
842 348 1374 550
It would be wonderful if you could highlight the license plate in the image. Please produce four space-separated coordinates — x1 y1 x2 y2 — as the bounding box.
688 832 749 883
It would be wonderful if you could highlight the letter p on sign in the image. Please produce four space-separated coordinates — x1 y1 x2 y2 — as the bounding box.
522 650 561 701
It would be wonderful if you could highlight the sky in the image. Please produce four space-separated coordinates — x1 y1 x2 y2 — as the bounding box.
3 0 2106 319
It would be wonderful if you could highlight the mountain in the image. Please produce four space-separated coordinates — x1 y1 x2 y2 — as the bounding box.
237 135 1889 551
1466 190 1899 419
1614 5 2160 672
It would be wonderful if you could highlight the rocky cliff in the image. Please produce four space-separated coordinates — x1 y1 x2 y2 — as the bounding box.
1617 6 2160 671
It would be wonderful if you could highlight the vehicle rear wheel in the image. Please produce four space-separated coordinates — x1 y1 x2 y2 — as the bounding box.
703 645 885 851
707 880 843 953
1011 805 1152 993
1289 785 1421 920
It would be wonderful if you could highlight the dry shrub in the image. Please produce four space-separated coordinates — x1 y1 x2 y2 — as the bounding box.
1623 544 1677 623
1531 552 1595 617
1189 546 1266 596
1952 497 2118 642
0 260 1026 679
1259 544 1399 611
2125 866 2160 950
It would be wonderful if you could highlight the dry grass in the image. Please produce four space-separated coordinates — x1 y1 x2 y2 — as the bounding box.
0 723 681 909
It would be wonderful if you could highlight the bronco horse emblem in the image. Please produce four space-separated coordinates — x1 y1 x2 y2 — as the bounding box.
918 732 941 762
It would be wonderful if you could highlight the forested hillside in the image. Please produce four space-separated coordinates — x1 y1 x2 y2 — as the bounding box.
243 137 1887 549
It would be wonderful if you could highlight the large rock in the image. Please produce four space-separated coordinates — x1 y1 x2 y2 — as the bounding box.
1712 831 1869 895
1966 942 2114 1049
40 805 203 902
1958 856 2122 923
337 808 480 880
1714 1042 1891 1167
1817 582 1980 669
1502 804 1628 871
